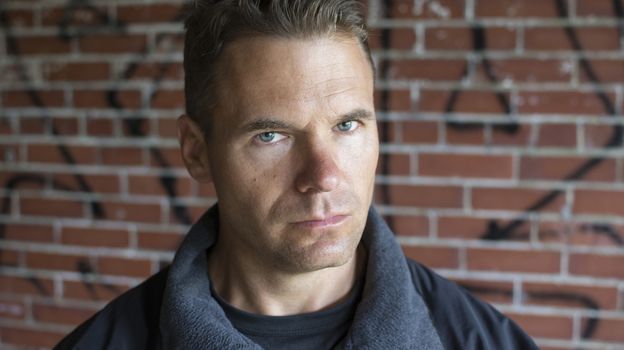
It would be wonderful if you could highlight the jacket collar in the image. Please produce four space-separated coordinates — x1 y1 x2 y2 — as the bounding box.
160 205 443 349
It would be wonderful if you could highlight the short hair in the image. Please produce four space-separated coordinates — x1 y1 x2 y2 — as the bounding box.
183 0 372 135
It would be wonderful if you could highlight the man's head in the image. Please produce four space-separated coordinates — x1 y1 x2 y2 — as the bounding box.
183 0 373 135
179 0 378 275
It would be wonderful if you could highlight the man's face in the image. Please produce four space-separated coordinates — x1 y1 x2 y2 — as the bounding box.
206 34 378 273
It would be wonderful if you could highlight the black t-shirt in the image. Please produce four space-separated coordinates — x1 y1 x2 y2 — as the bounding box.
211 281 363 350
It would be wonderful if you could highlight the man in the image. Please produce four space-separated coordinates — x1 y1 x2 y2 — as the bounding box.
56 0 538 349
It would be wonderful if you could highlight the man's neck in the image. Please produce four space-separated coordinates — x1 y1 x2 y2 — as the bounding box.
207 240 366 316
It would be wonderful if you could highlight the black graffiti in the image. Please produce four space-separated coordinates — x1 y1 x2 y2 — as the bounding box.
445 24 518 134
0 0 190 296
480 0 624 245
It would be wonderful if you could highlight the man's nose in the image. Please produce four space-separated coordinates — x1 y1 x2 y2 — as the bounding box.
294 143 340 194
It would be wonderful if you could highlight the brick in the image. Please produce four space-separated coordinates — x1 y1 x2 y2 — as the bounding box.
425 26 471 51
19 117 46 134
149 148 186 168
0 276 53 296
43 62 110 81
525 27 620 51
584 124 620 149
476 59 572 83
74 90 142 109
569 253 624 279
476 0 559 17
419 90 511 114
522 282 619 311
368 27 417 51
79 34 147 53
98 257 152 278
130 62 184 80
402 120 439 144
151 89 185 109
128 174 194 197
52 117 80 135
138 231 184 251
20 197 85 218
491 123 532 146
574 189 624 216
3 89 64 107
402 245 459 269
537 123 577 148
438 216 491 240
506 313 573 340
419 153 513 179
467 248 561 273
52 173 121 194
0 116 13 134
472 187 566 212
41 6 108 26
61 227 129 248
4 10 35 27
27 144 97 164
157 118 179 138
0 326 64 348
383 184 463 208
445 124 485 145
374 89 411 111
100 146 144 166
388 59 466 81
11 36 71 55
0 250 20 267
518 91 614 115
520 156 616 182
116 4 183 23
452 278 514 304
87 117 115 136
426 26 515 51
32 303 97 325
376 153 410 176
577 0 616 17
580 59 624 83
0 171 45 191
25 252 90 272
0 298 26 319
121 117 150 137
391 215 429 236
546 222 624 247
63 280 129 301
2 224 54 243
581 317 624 342
388 0 465 19
99 201 162 223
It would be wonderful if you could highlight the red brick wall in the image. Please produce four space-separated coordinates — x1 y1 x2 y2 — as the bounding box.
1 0 623 348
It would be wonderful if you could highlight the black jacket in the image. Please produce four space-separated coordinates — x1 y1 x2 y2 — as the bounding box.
56 206 538 349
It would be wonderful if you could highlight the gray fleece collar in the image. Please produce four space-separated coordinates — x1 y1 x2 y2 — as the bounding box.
159 205 444 349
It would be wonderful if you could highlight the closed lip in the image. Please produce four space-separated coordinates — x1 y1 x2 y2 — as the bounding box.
291 214 349 228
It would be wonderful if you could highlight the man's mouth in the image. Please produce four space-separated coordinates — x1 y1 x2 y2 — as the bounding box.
292 215 349 229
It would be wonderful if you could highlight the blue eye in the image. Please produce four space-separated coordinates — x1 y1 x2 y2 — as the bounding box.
258 132 276 142
337 120 357 132
255 131 286 144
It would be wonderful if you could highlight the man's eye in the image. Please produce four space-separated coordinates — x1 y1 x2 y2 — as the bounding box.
336 120 358 132
256 131 286 144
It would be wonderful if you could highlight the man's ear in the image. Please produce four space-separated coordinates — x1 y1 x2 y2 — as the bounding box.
178 115 212 183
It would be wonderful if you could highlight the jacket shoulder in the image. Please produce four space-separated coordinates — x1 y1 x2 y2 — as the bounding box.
54 267 169 350
406 259 538 350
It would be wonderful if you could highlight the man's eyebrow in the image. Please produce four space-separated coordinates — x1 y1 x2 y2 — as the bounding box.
241 109 374 133
337 109 375 122
241 118 294 133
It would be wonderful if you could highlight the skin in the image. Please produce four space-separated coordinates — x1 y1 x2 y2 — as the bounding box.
178 34 378 316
